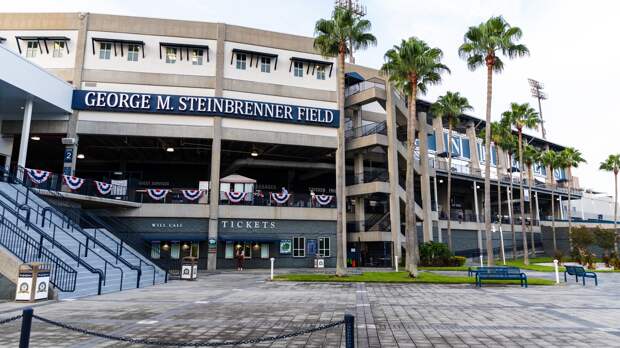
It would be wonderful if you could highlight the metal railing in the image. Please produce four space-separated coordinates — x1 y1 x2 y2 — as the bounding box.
344 80 385 97
219 192 336 208
0 216 77 292
134 189 209 204
347 170 389 185
437 211 540 226
345 121 387 139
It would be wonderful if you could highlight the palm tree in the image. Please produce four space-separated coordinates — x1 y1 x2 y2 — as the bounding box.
502 103 540 265
559 147 586 247
459 16 529 266
600 154 620 254
430 92 473 251
381 37 449 277
314 7 377 276
523 144 541 256
540 149 561 251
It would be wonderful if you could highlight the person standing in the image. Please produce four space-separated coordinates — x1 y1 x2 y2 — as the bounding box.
236 247 245 271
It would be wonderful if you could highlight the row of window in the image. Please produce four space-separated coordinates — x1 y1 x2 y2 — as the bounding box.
224 238 331 258
25 40 65 58
234 52 326 80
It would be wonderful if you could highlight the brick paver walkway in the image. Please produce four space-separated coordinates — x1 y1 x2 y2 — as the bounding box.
0 270 619 347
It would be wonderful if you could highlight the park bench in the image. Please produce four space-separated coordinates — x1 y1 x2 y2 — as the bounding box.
468 266 508 277
564 265 598 286
474 267 528 288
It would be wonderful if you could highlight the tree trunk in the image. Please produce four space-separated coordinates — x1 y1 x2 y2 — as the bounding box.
567 167 573 251
406 81 420 277
518 130 529 265
484 62 495 266
551 169 557 251
528 166 535 256
615 171 618 255
496 147 504 262
509 154 516 260
447 122 453 251
335 50 347 276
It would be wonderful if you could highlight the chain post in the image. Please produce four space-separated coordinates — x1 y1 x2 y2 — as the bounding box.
19 308 33 348
344 313 355 348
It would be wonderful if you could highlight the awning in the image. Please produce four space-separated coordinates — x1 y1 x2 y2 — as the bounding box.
345 72 365 85
435 150 460 158
231 48 278 69
289 57 334 77
91 37 145 58
143 234 208 242
220 174 256 184
218 234 279 242
160 42 210 62
16 36 71 55
0 37 6 43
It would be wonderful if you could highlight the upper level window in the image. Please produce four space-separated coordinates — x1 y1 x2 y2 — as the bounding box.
127 44 139 62
99 42 111 60
293 61 304 77
52 41 64 58
191 49 203 65
236 53 247 70
166 47 177 64
260 56 271 73
25 41 38 58
316 65 326 80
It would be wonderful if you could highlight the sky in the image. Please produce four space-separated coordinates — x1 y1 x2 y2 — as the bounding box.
3 0 619 195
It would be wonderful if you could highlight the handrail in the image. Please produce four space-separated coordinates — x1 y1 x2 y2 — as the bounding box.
3 168 138 287
0 214 77 292
0 196 105 294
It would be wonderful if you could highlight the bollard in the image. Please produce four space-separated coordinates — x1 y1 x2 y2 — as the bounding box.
270 257 275 280
19 308 33 348
553 259 560 284
479 254 483 267
344 313 355 348
395 256 398 272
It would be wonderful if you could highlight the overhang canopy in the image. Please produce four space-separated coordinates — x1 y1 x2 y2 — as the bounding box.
91 37 145 58
345 71 365 85
231 48 278 70
16 36 70 55
220 174 256 184
289 57 334 77
160 42 210 62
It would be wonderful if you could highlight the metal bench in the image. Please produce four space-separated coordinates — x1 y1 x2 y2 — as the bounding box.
475 267 528 288
564 265 598 286
468 266 509 277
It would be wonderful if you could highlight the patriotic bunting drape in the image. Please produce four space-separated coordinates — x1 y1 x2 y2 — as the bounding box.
26 168 51 184
62 175 85 190
94 181 112 195
314 194 334 206
225 191 247 203
181 189 203 201
270 192 290 204
147 189 170 201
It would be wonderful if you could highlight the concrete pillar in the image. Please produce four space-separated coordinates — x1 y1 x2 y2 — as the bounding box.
418 112 433 242
433 176 441 242
17 98 33 172
473 181 483 253
352 108 365 232
432 117 445 154
558 195 564 220
465 122 480 172
207 23 226 271
385 83 402 263
535 191 541 222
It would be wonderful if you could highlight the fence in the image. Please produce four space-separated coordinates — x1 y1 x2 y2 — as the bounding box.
7 308 355 348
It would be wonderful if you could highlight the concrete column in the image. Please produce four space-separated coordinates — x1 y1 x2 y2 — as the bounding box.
17 98 33 172
418 112 433 242
473 181 482 253
385 83 402 263
558 195 564 220
207 23 226 271
465 122 480 171
432 117 445 154
433 176 442 242
352 109 365 232
535 191 541 222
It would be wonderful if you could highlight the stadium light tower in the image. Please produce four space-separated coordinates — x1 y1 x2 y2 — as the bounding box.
528 78 548 139
335 0 367 64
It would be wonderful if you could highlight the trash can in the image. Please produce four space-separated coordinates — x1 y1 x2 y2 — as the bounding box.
314 254 325 269
181 257 198 280
16 262 50 302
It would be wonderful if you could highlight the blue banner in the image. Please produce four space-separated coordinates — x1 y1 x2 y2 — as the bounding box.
72 90 339 128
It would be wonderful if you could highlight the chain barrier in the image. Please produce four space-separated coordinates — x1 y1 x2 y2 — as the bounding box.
0 314 23 325
33 314 345 347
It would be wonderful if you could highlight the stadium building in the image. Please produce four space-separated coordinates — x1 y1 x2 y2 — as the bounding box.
0 12 583 289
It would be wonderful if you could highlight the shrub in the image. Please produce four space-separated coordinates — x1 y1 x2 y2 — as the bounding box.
583 251 596 270
594 227 616 258
449 256 467 267
419 241 453 267
553 249 564 265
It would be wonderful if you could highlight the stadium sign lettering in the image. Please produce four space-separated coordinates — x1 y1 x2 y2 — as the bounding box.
72 90 339 128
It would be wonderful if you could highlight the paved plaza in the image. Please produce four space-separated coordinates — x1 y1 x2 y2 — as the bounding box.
0 270 619 347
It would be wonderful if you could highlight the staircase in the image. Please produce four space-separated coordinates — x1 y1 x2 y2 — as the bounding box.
0 176 165 299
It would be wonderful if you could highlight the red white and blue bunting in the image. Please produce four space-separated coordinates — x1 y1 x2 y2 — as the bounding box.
314 194 334 206
26 168 51 185
62 175 85 191
147 189 170 201
270 192 290 205
225 191 247 203
94 181 112 195
181 189 204 201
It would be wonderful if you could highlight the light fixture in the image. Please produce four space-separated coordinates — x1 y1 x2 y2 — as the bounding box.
30 136 40 141
250 150 258 157
77 154 85 159
476 185 480 189
439 179 444 183
20 106 24 110
166 147 174 153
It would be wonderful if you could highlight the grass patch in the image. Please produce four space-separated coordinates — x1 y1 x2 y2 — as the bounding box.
273 271 554 285
419 266 469 271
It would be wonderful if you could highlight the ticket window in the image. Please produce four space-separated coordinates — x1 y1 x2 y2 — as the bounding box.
181 242 199 258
